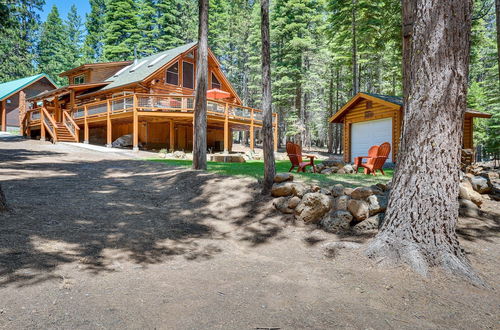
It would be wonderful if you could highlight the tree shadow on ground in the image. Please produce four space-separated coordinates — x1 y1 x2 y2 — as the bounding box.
0 146 285 287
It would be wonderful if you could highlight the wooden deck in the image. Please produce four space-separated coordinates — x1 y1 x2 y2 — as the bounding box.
25 93 278 152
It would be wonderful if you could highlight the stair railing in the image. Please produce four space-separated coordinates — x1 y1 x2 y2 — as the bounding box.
41 107 58 142
63 110 80 142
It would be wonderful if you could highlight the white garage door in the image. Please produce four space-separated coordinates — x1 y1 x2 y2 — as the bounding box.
351 118 392 162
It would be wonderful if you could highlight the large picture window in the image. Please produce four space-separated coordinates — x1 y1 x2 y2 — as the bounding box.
211 73 221 90
182 61 194 89
166 62 179 85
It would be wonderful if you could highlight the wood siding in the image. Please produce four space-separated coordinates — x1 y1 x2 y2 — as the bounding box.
342 98 401 162
463 117 473 149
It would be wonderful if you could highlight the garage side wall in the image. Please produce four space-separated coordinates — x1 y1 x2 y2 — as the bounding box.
342 99 402 163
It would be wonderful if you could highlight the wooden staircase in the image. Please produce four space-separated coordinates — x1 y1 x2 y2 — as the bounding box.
55 122 78 142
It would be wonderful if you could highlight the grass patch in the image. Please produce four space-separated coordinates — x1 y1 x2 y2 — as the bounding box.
147 158 393 188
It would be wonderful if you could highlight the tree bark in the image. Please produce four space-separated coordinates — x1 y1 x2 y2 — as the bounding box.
260 0 275 194
0 184 8 212
366 0 482 284
327 69 334 154
192 0 209 170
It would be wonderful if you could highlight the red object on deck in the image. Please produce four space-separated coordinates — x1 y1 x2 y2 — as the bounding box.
207 88 231 99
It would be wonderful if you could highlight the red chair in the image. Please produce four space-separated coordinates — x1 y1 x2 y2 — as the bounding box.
354 142 391 176
286 142 316 173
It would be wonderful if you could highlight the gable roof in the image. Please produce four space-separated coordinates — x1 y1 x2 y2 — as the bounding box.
329 92 492 123
0 74 57 101
329 92 402 123
59 61 133 77
101 42 197 91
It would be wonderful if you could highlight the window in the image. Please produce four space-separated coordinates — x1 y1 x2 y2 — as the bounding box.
73 75 85 85
182 61 194 89
211 73 221 90
166 62 179 85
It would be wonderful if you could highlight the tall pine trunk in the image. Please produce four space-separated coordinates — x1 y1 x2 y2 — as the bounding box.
327 69 334 154
366 0 482 284
192 0 209 170
260 0 275 194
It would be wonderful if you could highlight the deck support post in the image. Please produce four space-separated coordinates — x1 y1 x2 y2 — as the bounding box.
224 103 229 153
133 95 139 152
250 110 255 151
1 99 6 132
40 106 46 141
106 100 112 147
169 119 175 151
273 115 278 152
84 105 89 144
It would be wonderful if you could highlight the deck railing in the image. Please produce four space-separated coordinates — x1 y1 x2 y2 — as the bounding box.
63 110 80 142
67 93 276 125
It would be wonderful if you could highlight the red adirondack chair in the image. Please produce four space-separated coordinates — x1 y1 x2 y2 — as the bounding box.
286 142 316 173
354 142 391 176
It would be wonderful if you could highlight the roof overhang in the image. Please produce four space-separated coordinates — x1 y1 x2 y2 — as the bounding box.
465 109 492 119
59 61 133 77
0 74 57 102
27 82 110 102
329 92 401 123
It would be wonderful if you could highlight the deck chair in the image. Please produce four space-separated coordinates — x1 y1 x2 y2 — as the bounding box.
286 142 316 173
354 142 391 176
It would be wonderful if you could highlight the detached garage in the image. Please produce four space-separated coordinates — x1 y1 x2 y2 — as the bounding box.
329 92 492 163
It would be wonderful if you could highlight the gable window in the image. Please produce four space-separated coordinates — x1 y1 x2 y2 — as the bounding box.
211 73 221 90
166 62 179 85
182 61 194 89
73 74 85 85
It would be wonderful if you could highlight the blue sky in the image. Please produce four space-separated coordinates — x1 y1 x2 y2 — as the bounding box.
41 0 91 21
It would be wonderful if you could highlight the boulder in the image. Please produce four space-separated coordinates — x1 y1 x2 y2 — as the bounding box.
350 187 374 200
273 197 294 214
112 134 133 148
287 196 301 209
347 199 369 221
173 150 187 159
271 182 294 197
320 210 353 233
337 168 346 174
459 181 483 207
331 184 345 197
295 193 333 223
291 183 307 198
322 158 345 168
334 195 350 211
482 171 499 181
320 188 331 195
344 187 354 196
375 183 389 192
316 164 326 172
459 199 480 218
310 185 321 193
343 164 355 174
470 176 491 194
274 172 294 183
367 194 388 215
321 167 335 175
352 213 385 232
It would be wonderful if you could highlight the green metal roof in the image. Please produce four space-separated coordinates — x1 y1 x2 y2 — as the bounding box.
102 42 197 91
0 74 57 101
363 92 403 106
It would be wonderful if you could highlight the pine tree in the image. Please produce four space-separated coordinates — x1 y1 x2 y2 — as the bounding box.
0 0 43 82
137 0 157 56
66 5 84 67
84 0 106 61
103 0 141 61
38 5 71 85
156 0 184 50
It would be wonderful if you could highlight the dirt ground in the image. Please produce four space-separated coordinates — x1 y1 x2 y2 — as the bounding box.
0 136 499 329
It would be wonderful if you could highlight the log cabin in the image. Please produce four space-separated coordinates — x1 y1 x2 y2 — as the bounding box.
23 42 278 152
329 92 492 163
0 74 57 133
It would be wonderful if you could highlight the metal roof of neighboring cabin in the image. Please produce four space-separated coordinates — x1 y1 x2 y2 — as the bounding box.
0 74 57 101
101 42 197 91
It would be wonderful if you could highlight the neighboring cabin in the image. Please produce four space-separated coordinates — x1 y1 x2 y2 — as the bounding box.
0 74 57 132
24 42 277 151
329 92 492 163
